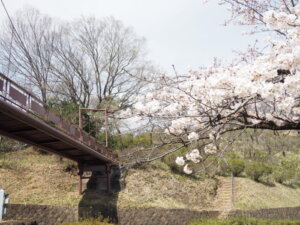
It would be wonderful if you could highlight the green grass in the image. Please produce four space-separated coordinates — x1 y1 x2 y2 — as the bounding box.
189 218 300 225
235 177 300 209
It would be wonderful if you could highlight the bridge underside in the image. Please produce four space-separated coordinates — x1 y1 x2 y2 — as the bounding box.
0 100 114 165
0 100 117 193
0 73 118 194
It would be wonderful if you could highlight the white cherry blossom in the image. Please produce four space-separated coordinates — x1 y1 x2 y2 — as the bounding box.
183 164 193 174
175 156 185 166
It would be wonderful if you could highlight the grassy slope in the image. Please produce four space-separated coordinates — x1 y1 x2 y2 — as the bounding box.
118 162 217 210
235 177 300 209
0 147 81 205
0 148 217 210
1 148 300 210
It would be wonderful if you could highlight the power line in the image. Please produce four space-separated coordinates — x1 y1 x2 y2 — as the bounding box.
0 0 14 75
1 0 18 38
0 0 35 77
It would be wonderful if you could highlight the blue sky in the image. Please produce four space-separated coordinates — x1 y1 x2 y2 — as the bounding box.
0 0 264 73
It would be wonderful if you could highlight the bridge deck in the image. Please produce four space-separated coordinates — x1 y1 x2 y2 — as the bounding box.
0 73 118 166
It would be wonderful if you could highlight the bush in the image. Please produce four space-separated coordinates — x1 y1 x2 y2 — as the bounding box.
245 162 272 181
0 136 24 153
273 167 295 184
217 159 228 176
97 132 153 150
227 158 245 177
131 133 152 147
97 133 134 150
189 218 300 225
202 155 220 178
273 155 298 184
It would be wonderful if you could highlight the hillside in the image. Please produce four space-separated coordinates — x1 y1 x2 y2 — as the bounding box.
118 163 217 210
0 147 81 205
0 148 217 210
1 147 300 211
235 177 300 209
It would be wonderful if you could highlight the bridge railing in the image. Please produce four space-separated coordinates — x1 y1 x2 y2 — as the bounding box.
0 73 118 162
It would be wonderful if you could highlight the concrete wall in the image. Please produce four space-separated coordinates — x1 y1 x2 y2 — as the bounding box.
3 204 78 225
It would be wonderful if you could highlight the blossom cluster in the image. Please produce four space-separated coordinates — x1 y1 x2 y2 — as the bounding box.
175 149 203 174
130 4 300 173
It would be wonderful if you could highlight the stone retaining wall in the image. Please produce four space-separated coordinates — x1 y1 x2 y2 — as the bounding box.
0 220 37 225
3 203 300 225
229 206 300 220
3 204 78 225
118 208 219 225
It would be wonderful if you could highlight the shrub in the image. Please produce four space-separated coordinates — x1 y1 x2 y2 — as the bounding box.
245 162 272 181
273 155 298 184
273 167 295 184
97 132 154 150
227 158 245 177
202 155 219 178
131 133 152 147
216 159 228 176
47 98 78 124
97 133 134 150
0 136 24 153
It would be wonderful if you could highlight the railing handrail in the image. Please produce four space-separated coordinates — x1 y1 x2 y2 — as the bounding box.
0 73 118 162
0 73 44 105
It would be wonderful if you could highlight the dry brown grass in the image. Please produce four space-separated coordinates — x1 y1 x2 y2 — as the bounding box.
118 162 217 210
235 177 300 209
5 147 299 211
0 148 217 210
0 147 81 205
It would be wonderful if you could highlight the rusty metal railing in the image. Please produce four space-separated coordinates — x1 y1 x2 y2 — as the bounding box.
0 73 118 162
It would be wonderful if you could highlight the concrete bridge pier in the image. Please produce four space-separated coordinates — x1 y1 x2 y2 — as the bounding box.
78 164 120 194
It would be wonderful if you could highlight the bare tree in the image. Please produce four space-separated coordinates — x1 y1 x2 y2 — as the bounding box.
0 8 154 113
0 8 57 103
73 17 151 111
51 24 93 107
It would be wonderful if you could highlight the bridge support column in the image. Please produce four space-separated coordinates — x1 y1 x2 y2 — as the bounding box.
106 164 111 192
78 163 83 195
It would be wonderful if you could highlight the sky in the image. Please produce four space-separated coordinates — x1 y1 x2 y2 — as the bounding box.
0 0 263 74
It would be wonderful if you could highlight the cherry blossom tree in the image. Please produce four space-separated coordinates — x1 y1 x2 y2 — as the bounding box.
123 2 300 173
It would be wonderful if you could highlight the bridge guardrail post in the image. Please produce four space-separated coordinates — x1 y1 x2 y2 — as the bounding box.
4 78 9 101
105 108 108 147
0 189 9 221
27 94 31 111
